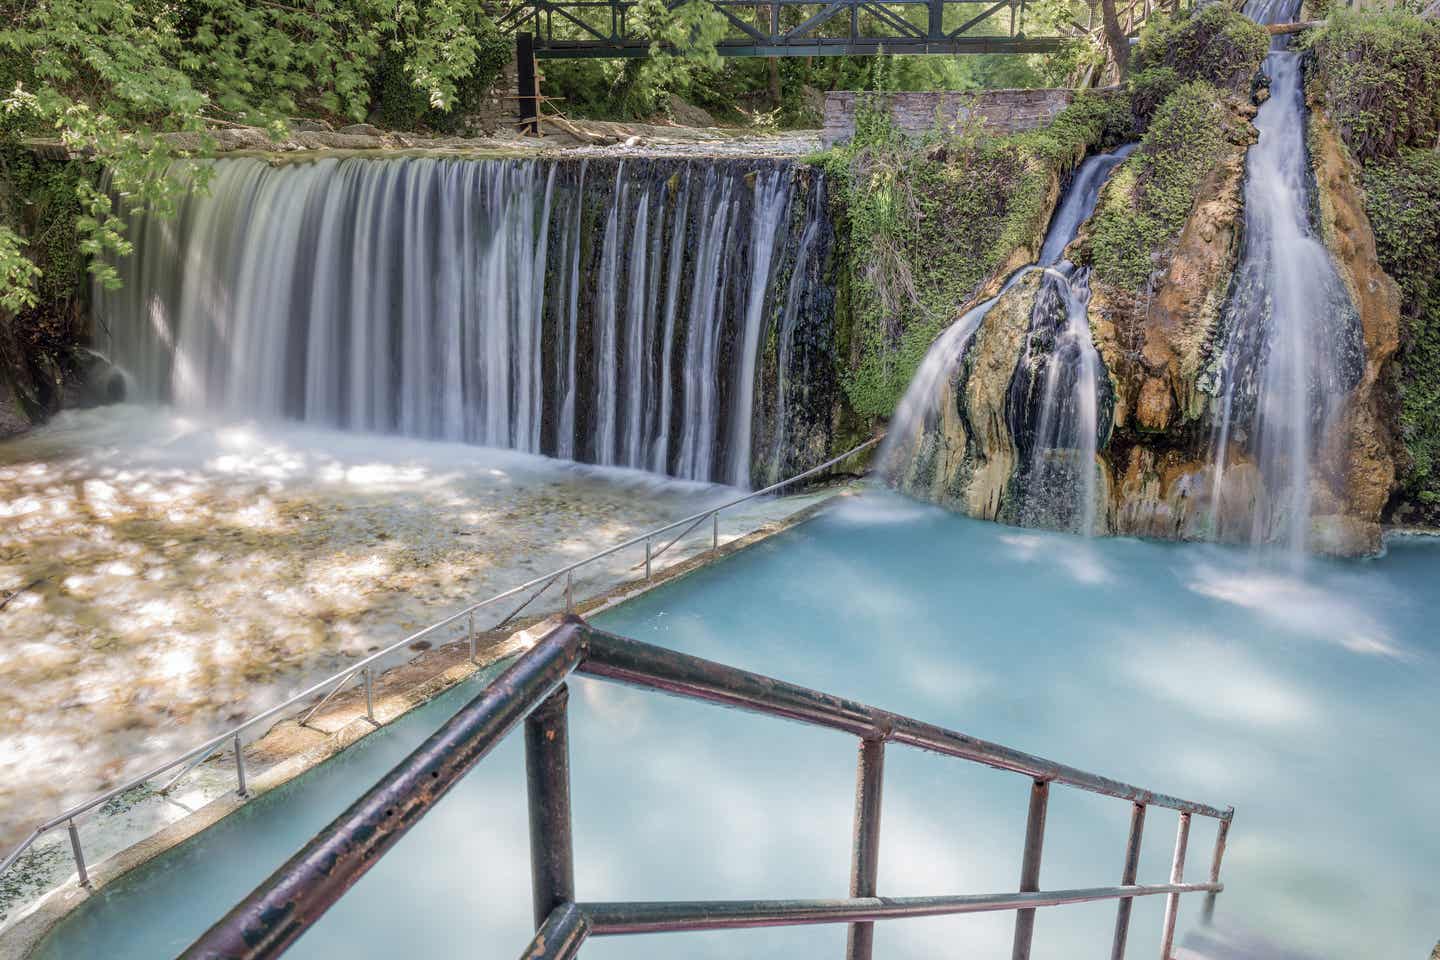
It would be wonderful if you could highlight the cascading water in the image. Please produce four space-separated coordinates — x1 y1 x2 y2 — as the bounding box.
1207 0 1365 554
97 155 827 488
1008 144 1135 535
882 144 1135 532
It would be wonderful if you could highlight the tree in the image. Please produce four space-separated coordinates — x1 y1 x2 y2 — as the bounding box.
0 0 510 309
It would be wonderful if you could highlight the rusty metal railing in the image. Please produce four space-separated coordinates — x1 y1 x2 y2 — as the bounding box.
0 438 879 899
179 618 1235 960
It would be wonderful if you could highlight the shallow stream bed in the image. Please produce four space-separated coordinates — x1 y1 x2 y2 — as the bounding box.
0 406 811 858
19 490 1438 958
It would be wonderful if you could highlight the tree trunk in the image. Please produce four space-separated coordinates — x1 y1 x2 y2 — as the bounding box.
768 58 782 108
1100 0 1130 81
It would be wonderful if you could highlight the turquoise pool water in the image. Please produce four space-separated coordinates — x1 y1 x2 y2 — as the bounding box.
30 491 1439 959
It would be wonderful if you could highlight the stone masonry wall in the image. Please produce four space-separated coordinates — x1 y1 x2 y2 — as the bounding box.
822 88 1076 144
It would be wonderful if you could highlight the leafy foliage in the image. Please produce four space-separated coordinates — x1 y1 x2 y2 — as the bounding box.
1086 80 1229 290
1364 150 1440 507
1127 5 1268 121
819 91 1126 416
1305 10 1440 164
0 0 515 311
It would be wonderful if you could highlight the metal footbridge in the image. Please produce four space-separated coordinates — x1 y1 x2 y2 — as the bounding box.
180 615 1235 960
498 0 1068 58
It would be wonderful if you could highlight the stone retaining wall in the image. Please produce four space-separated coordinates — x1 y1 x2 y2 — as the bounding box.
822 88 1076 144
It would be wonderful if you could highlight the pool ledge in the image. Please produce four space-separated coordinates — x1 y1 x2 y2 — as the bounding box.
0 483 852 960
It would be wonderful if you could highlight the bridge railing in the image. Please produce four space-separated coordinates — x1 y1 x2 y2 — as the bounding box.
180 617 1235 960
0 438 879 898
499 0 1073 57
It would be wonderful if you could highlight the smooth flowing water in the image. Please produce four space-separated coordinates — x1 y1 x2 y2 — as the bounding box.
1208 0 1365 554
30 492 1438 960
97 156 823 488
882 143 1134 534
1010 144 1136 534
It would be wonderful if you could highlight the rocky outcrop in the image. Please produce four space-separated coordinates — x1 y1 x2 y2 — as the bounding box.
1084 97 1254 540
1307 109 1402 554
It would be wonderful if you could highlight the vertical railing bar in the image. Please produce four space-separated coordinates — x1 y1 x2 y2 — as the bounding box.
1110 802 1147 960
565 570 574 613
1158 811 1191 960
1201 810 1232 925
469 611 477 663
1011 779 1050 960
644 537 652 579
363 668 375 723
66 819 88 887
712 512 719 551
233 733 248 798
525 685 575 929
845 738 885 960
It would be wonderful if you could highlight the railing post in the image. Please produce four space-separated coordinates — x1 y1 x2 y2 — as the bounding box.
469 611 477 663
363 668 375 723
525 685 575 928
66 819 89 887
1158 812 1191 960
233 733 248 797
1111 802 1146 960
1201 810 1232 925
644 538 652 579
1011 779 1049 960
712 512 719 551
565 571 574 613
845 738 885 960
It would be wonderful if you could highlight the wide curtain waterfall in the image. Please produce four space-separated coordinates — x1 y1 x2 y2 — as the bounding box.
97 155 832 488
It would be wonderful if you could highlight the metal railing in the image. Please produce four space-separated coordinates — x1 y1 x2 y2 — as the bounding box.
179 618 1234 960
0 438 879 893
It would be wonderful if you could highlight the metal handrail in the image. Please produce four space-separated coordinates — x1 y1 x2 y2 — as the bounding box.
179 618 1235 960
0 438 880 889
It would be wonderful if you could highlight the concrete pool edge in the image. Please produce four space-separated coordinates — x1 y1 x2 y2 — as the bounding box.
0 484 851 960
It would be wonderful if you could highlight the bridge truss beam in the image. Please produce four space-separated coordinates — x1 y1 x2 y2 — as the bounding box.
500 0 1069 58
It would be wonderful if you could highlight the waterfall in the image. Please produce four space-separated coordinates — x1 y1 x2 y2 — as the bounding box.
98 155 823 488
1208 0 1365 555
1008 144 1136 535
882 144 1136 533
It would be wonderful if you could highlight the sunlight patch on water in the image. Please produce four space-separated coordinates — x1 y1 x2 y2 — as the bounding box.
1185 563 1403 657
1117 636 1320 730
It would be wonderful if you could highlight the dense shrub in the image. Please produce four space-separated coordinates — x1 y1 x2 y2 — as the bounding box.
370 20 511 134
1086 81 1230 291
1128 5 1268 120
1363 150 1440 506
818 92 1127 417
1306 10 1440 164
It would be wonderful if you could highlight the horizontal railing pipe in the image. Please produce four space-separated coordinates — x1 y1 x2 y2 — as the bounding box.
176 618 1232 960
580 884 1223 935
579 629 1229 819
178 621 587 960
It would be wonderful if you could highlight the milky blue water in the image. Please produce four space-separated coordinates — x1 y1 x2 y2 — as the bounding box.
31 491 1439 959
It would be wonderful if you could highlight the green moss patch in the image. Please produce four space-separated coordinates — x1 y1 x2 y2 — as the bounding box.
1085 82 1231 292
1306 11 1440 165
1363 149 1440 508
814 92 1129 419
1129 5 1269 121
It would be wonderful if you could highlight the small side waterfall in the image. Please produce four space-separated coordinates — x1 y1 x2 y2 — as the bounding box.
882 144 1135 532
98 155 829 487
1208 0 1365 554
1007 144 1135 534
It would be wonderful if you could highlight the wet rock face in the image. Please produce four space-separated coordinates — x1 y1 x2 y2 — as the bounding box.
1307 110 1402 554
887 92 1401 556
